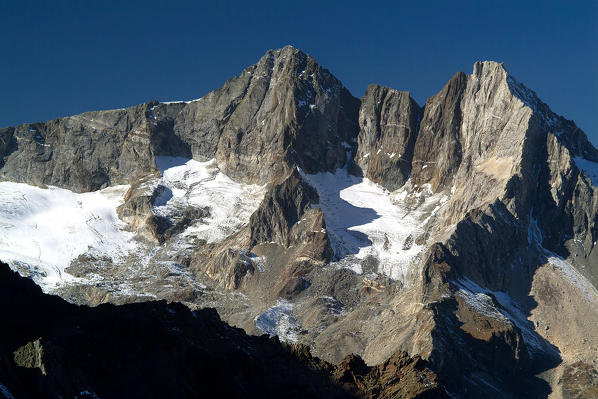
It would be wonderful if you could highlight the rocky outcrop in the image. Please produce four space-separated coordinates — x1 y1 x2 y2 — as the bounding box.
332 351 446 399
328 60 598 397
198 169 332 292
209 46 360 183
248 169 330 257
0 104 165 192
561 362 598 399
116 175 210 244
0 262 447 399
531 132 598 285
355 85 422 190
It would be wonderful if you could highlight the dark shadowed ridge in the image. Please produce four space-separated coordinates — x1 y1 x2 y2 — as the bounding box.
0 262 448 399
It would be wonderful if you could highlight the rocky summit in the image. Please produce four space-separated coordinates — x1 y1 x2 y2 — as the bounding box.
1 46 598 398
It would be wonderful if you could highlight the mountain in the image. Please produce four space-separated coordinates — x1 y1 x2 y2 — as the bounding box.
1 46 598 398
0 46 359 192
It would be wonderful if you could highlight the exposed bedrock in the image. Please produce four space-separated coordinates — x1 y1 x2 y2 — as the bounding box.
354 84 422 190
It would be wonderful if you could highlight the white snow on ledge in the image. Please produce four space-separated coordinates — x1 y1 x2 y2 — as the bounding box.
0 182 137 290
574 156 598 187
160 97 202 105
546 255 598 302
301 168 447 282
454 278 548 356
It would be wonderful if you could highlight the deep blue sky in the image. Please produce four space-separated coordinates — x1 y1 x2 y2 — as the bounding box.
1 1 597 141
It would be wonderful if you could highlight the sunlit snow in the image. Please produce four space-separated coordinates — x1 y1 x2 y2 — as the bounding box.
302 168 446 282
547 255 598 302
154 157 266 243
455 278 548 356
0 157 266 291
254 299 301 343
0 182 137 289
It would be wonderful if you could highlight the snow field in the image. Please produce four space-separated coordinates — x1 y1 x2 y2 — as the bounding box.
0 182 137 289
302 168 446 282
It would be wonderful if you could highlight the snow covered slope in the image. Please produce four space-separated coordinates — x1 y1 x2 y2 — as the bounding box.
0 158 266 292
303 168 447 282
154 157 266 244
0 182 137 290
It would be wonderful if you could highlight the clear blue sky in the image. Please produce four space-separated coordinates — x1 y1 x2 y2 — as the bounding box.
1 1 596 141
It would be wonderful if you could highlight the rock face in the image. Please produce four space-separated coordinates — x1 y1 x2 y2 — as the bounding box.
208 46 360 182
355 85 422 190
196 169 332 293
248 169 324 249
410 72 466 191
0 103 174 192
2 48 598 398
0 262 447 399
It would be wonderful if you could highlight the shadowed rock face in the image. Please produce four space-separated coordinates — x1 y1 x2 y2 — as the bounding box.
0 262 447 399
411 72 466 191
355 84 423 191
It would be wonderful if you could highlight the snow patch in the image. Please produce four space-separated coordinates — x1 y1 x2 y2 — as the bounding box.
318 296 347 315
455 279 548 355
526 209 598 302
0 157 265 291
254 300 301 343
547 255 598 301
160 97 202 105
574 156 598 187
248 253 266 272
342 262 362 275
456 281 509 322
154 157 266 243
238 250 266 272
527 213 543 246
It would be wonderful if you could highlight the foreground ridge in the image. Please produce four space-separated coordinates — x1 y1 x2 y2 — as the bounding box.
0 262 447 399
